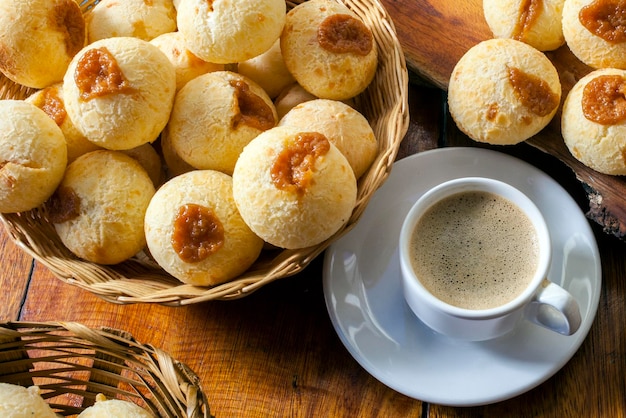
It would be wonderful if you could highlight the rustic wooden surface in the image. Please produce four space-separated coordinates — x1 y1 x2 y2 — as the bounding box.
381 0 626 239
2 84 626 417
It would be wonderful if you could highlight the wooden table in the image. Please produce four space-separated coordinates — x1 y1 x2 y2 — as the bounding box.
2 81 626 417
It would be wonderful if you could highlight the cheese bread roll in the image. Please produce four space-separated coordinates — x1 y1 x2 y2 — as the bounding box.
281 0 377 100
177 0 285 64
0 100 67 214
562 68 626 175
448 38 561 145
233 125 357 249
0 0 85 88
63 37 176 150
145 170 263 286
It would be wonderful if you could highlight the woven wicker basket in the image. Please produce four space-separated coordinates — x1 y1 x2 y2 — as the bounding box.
0 0 409 305
0 321 211 417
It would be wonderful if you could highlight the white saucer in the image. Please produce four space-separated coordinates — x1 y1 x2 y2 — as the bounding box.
323 147 601 406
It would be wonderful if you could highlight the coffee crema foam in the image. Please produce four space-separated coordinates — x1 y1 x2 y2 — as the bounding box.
409 190 539 310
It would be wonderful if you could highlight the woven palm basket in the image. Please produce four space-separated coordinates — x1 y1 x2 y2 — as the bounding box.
0 321 211 417
0 0 409 305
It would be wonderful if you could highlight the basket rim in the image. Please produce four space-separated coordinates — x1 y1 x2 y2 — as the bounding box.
0 0 410 305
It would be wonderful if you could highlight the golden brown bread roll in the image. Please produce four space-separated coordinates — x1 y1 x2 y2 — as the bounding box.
25 83 102 164
0 100 67 214
562 0 626 69
237 39 295 99
281 0 378 101
63 37 176 151
150 31 225 91
274 83 318 120
176 0 286 64
86 0 177 43
166 71 277 175
232 125 357 249
483 0 565 51
448 38 561 145
144 169 263 286
279 99 377 179
120 143 165 187
562 68 626 175
0 0 86 88
159 129 195 178
48 150 155 265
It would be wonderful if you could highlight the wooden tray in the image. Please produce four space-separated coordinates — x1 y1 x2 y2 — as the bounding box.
381 0 626 239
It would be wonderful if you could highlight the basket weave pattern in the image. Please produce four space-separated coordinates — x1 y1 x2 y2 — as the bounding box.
0 321 210 417
0 0 409 305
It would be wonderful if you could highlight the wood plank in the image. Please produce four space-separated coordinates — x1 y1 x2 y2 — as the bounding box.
20 257 423 417
0 228 33 321
381 0 626 239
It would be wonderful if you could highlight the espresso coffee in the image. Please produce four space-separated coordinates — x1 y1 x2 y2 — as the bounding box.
409 190 539 310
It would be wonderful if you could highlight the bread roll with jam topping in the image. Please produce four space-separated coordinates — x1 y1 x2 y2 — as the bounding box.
562 68 626 175
48 150 155 265
86 0 177 43
26 83 102 164
63 37 176 151
448 38 561 145
232 125 357 249
0 0 85 88
563 0 626 69
176 0 286 64
144 170 263 287
279 99 377 179
0 100 67 214
281 0 378 101
166 71 277 175
483 0 566 51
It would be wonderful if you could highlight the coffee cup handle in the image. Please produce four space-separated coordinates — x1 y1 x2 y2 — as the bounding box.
525 279 582 336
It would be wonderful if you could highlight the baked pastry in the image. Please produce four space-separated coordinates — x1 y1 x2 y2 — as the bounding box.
274 83 318 120
78 394 153 418
25 83 102 163
121 143 164 187
63 37 176 151
232 125 357 249
166 71 277 175
237 39 296 99
0 100 67 214
0 0 85 88
483 0 566 51
48 150 155 265
448 38 561 145
279 99 377 179
562 0 626 69
0 383 57 418
281 0 378 101
144 169 264 286
176 0 285 64
562 68 626 175
150 31 224 91
159 129 195 177
86 0 177 43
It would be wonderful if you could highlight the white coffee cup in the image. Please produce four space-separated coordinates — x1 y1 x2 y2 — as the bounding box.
399 177 582 341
